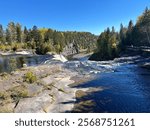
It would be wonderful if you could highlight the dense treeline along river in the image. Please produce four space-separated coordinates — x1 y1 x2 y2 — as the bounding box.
0 54 150 113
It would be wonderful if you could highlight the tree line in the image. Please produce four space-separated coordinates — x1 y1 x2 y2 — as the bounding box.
90 7 150 61
0 23 97 54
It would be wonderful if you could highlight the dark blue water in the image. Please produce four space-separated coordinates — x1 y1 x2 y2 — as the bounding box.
72 64 150 113
0 55 52 73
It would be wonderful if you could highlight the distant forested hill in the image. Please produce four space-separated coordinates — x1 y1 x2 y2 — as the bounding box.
0 23 97 54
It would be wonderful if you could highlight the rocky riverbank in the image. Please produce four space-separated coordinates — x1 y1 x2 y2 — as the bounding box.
0 57 98 113
2 52 149 113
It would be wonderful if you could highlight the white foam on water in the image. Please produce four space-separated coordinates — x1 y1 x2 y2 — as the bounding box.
44 55 139 75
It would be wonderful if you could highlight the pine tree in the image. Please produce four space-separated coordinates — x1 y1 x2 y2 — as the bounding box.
8 22 17 43
31 26 42 44
6 29 11 44
112 26 115 34
44 29 54 42
0 24 4 44
132 7 150 46
119 24 127 50
16 23 22 43
126 20 134 46
23 26 28 43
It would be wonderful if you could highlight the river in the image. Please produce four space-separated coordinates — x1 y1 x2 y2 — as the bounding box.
65 55 150 113
0 54 150 112
0 54 52 73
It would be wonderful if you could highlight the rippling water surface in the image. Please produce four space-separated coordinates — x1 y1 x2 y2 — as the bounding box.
0 55 52 73
1 54 150 112
70 56 150 112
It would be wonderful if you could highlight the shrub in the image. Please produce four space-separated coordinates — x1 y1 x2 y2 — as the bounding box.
0 72 9 80
0 91 9 100
24 71 37 83
10 86 28 100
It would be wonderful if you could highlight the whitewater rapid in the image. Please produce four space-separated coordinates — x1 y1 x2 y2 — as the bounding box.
44 55 142 75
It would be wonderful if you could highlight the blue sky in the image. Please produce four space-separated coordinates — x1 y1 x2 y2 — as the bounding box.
0 0 150 34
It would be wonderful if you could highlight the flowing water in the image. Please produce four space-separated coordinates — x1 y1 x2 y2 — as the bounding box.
67 56 150 113
0 54 52 73
0 54 150 112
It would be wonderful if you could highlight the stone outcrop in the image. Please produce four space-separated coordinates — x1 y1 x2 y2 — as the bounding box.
62 42 79 56
52 54 68 62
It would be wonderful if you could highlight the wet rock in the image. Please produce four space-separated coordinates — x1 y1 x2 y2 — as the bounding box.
72 100 95 113
87 87 103 93
75 90 87 99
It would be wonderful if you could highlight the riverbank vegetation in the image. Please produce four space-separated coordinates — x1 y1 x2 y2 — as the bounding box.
0 23 97 55
90 7 150 61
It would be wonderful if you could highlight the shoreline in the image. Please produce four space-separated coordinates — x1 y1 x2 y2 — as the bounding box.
1 53 149 112
0 54 99 113
0 50 35 56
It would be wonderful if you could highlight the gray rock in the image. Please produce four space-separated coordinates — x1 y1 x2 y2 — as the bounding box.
15 91 53 113
23 64 27 68
41 76 56 85
27 84 43 96
62 42 78 56
0 103 16 113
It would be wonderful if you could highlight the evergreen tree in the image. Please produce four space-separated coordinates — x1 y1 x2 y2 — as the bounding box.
0 24 4 44
23 26 28 43
126 20 134 46
90 27 119 61
0 22 97 54
8 22 17 43
32 26 39 43
119 24 127 50
44 29 54 43
30 26 42 53
112 26 115 34
6 29 11 44
132 7 150 46
16 23 22 43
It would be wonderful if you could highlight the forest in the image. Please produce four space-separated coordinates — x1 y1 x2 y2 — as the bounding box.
0 23 97 54
0 8 150 59
90 7 150 61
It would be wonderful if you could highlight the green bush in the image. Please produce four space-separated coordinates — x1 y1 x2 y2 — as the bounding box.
24 71 37 83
